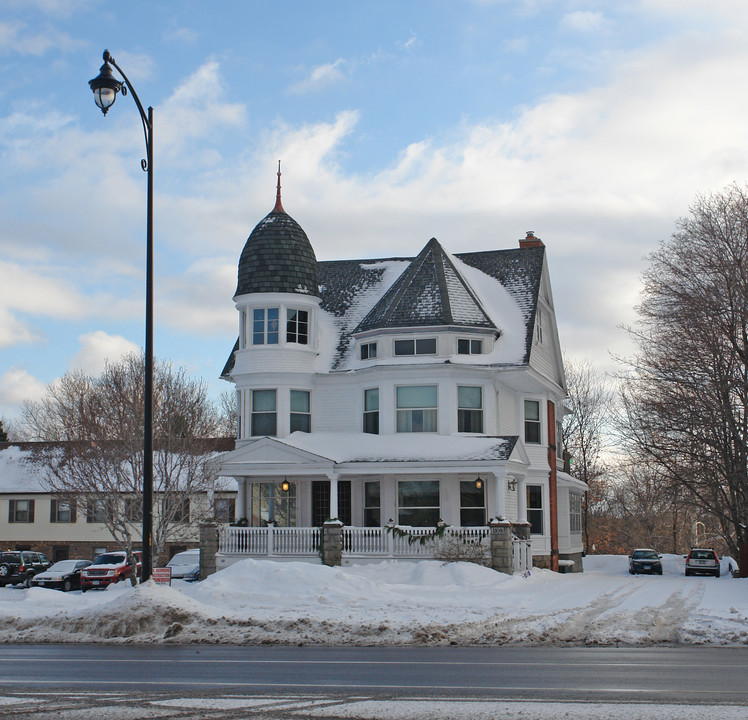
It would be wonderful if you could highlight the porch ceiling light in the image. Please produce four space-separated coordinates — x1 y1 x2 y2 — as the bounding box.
474 477 483 490
281 479 290 492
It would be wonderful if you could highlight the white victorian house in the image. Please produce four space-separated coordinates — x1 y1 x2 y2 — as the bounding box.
211 176 585 572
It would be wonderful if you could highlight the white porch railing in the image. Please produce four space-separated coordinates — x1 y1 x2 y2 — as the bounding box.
218 525 320 557
217 525 532 573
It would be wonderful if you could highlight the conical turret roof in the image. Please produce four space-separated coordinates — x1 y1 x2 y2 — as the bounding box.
235 167 319 298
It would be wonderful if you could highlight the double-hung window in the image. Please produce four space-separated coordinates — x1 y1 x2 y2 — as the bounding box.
397 480 440 526
458 386 483 433
396 385 437 433
50 499 75 523
363 388 379 434
253 308 279 345
524 400 541 444
364 482 381 527
251 389 277 436
286 309 309 344
459 480 486 526
290 390 311 433
8 499 34 523
569 493 582 534
527 485 544 534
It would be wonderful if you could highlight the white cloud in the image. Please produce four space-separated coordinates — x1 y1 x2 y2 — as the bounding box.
289 59 347 94
0 367 46 415
164 27 199 44
560 11 608 33
67 331 140 375
0 20 82 55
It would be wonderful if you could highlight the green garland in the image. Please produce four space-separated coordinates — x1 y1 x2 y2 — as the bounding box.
385 522 450 546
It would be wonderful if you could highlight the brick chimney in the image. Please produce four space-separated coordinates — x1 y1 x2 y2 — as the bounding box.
519 230 544 249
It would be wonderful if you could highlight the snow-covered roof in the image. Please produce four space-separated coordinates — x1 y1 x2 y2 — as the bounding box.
213 433 519 477
0 444 48 493
222 238 545 377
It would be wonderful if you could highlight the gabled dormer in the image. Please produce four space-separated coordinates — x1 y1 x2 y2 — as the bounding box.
350 237 499 363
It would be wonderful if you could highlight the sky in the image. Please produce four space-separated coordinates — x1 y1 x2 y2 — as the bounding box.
2 0 748 424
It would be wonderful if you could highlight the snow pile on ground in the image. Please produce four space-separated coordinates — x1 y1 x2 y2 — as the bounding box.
0 554 745 645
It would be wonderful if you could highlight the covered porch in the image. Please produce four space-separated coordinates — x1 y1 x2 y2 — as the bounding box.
209 432 534 573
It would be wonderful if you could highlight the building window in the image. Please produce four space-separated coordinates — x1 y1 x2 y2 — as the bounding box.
396 385 437 433
252 307 279 345
394 338 437 356
249 482 296 527
570 493 582 534
86 498 110 524
124 497 142 523
363 388 379 434
50 499 76 524
524 400 541 444
52 545 70 562
364 481 381 527
163 497 190 524
535 307 543 343
398 480 440 526
457 338 483 355
459 480 486 527
8 499 34 523
527 485 544 535
458 386 483 433
215 498 236 523
287 309 309 344
251 389 277 436
239 309 246 348
360 342 377 360
290 390 311 433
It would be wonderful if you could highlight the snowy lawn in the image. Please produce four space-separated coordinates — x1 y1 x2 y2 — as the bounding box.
0 554 744 645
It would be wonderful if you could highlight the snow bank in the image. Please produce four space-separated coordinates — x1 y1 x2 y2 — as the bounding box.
0 555 745 646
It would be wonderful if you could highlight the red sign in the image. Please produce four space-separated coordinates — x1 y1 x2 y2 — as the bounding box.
152 567 172 585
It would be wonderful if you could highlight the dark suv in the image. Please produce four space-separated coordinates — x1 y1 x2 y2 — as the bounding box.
0 551 52 587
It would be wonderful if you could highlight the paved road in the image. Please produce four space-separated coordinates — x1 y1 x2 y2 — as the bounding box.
0 645 746 718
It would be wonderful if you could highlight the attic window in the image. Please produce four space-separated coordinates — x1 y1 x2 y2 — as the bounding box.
457 339 483 355
287 309 309 345
394 338 436 356
360 342 377 360
253 308 279 345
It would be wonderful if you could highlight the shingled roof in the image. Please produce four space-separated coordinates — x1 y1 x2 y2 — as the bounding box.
221 238 545 378
354 238 495 333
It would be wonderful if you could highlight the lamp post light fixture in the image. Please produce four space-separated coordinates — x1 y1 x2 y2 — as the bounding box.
89 49 154 583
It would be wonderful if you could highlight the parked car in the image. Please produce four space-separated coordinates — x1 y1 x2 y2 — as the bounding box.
80 550 142 591
628 548 663 575
166 549 200 581
30 559 92 592
684 548 720 577
0 551 52 587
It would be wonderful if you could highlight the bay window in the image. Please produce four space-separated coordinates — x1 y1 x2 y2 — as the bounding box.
396 385 437 433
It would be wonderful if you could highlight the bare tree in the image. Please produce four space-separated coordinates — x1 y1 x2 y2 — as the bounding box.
0 420 8 442
620 184 748 574
20 354 222 571
217 389 239 439
562 358 613 553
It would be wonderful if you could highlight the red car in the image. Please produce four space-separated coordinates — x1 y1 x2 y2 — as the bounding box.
80 550 142 591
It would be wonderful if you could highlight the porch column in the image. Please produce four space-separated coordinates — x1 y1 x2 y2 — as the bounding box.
236 478 247 521
516 476 528 524
494 471 506 520
328 473 339 521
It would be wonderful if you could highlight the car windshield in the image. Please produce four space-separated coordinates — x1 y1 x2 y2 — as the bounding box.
168 552 198 566
92 554 126 565
47 560 78 573
633 550 658 559
691 550 715 559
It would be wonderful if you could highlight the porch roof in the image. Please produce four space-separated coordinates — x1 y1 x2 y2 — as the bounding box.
211 432 520 477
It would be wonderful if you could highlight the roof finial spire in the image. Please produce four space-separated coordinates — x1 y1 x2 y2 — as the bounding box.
273 160 284 213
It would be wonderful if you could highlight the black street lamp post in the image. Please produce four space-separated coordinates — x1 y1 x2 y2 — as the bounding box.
89 50 154 582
